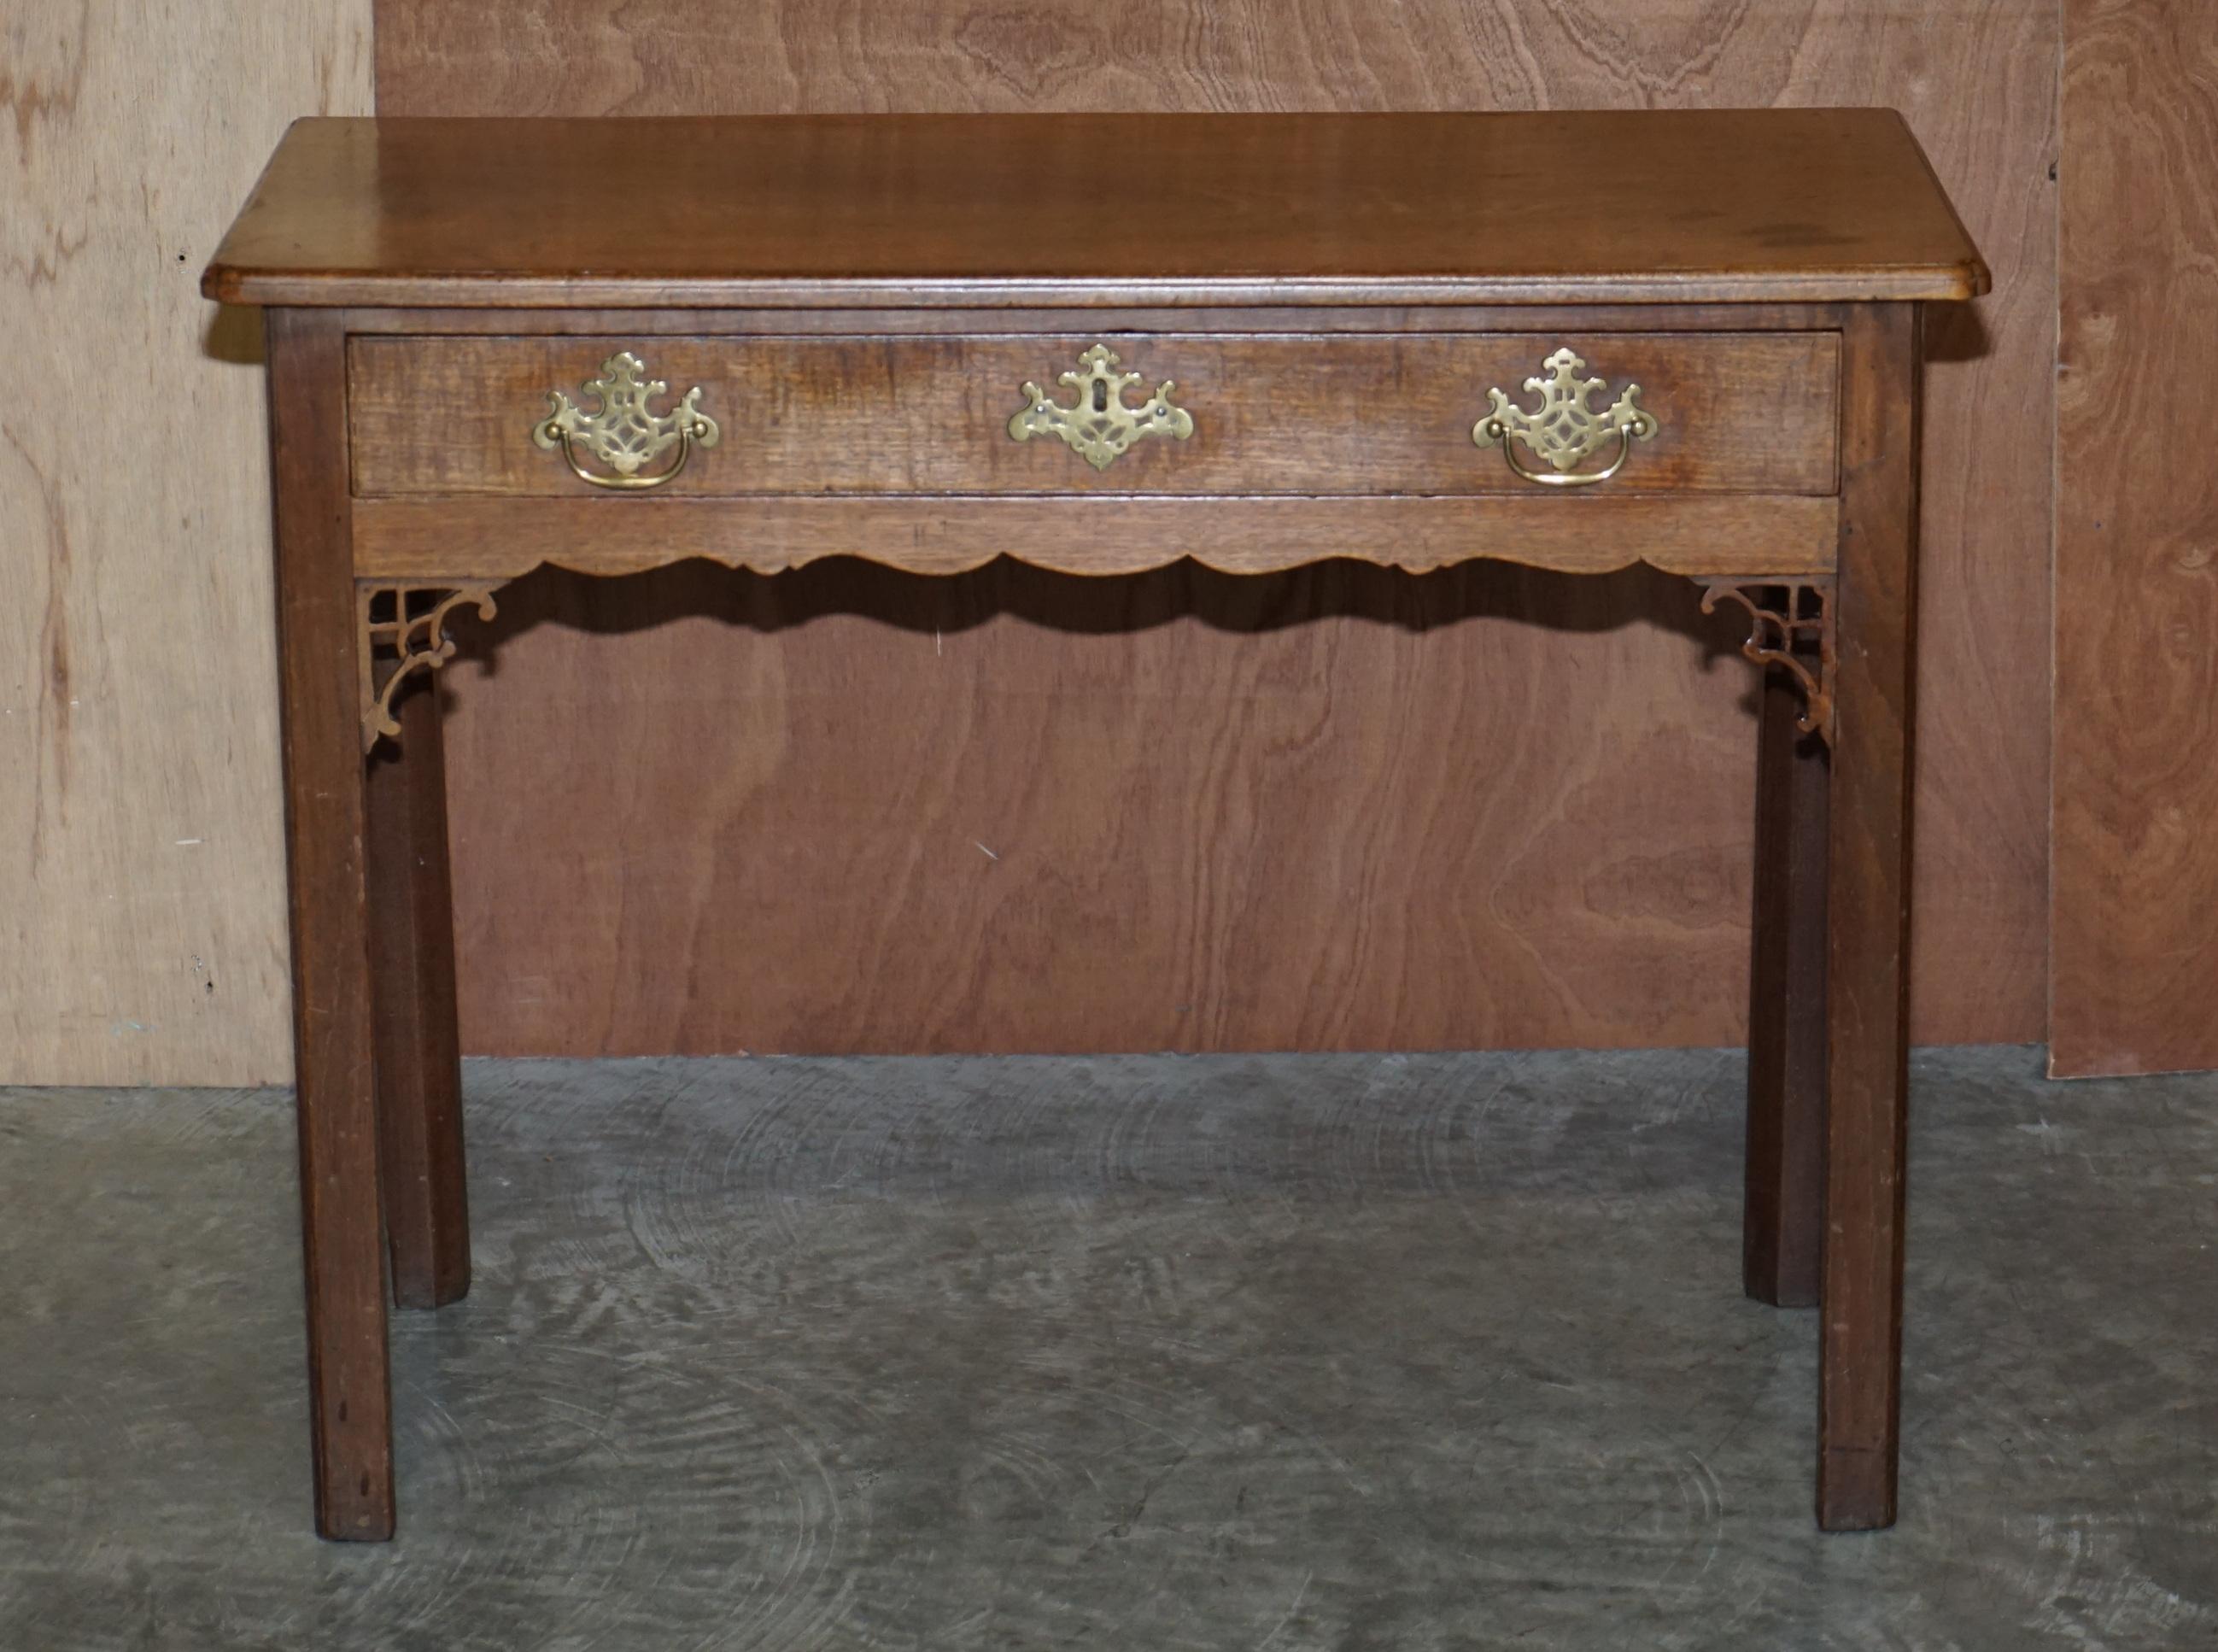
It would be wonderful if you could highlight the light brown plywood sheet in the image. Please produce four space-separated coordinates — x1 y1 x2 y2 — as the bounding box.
0 3 373 1083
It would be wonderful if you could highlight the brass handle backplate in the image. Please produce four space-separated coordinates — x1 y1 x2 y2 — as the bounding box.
1008 343 1195 472
1473 346 1658 487
532 351 720 490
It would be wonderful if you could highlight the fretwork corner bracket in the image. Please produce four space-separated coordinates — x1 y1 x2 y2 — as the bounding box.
357 583 504 753
1697 579 1835 746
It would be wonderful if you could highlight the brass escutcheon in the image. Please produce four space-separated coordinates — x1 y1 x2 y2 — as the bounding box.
1007 343 1195 472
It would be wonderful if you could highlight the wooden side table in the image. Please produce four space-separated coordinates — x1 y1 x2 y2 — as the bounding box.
204 110 1987 1541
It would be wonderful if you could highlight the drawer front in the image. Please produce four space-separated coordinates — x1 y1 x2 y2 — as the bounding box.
348 332 1840 499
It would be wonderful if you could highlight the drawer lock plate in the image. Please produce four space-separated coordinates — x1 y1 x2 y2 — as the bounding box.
1008 343 1195 472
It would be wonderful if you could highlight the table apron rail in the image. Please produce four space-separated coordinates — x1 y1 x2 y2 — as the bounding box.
349 493 1840 583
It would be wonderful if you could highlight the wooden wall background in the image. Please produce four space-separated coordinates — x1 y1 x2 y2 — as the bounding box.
25 1 2207 1082
2051 0 2218 1076
0 1 372 1085
374 0 2057 1059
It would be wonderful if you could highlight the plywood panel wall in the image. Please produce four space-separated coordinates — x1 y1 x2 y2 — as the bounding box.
0 2 373 1084
372 0 2057 1057
2051 0 2218 1076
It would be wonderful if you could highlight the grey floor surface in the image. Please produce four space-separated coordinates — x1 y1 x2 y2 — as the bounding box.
2 1046 2214 1650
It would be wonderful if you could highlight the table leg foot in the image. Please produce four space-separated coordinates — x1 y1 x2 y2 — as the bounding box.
1818 1445 1897 1532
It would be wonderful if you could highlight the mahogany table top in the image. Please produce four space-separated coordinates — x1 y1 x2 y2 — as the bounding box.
203 109 1989 312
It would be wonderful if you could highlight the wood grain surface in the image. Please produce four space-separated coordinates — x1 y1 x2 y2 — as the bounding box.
370 0 2057 1058
0 2 372 1085
351 495 1843 583
266 308 395 1540
437 558 1770 1056
1744 658 1829 1309
347 331 1842 498
203 110 1985 308
2051 0 2218 1076
1816 305 1921 1530
366 680 471 1309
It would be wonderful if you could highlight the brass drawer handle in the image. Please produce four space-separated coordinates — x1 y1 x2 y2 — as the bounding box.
532 351 720 490
1473 347 1658 487
1008 343 1194 472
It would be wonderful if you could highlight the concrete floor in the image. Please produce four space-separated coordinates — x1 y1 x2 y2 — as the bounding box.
1 1047 2213 1650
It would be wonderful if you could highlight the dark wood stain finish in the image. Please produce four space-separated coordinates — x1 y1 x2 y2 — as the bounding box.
352 494 1843 583
348 331 1845 499
366 679 472 1309
265 308 395 1541
212 112 1973 1536
1817 303 1922 1531
207 113 1982 310
1743 662 1829 1309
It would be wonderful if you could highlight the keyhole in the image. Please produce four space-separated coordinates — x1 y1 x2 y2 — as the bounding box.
1092 379 1109 413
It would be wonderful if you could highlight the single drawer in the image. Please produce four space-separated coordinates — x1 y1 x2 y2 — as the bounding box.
348 331 1841 499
